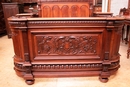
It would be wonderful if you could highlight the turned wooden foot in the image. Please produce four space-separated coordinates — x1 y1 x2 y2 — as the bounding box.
99 77 108 83
25 80 35 85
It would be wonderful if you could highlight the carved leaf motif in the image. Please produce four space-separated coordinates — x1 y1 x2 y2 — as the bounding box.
37 36 98 55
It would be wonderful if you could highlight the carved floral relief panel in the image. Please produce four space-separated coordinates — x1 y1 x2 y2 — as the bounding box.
35 34 99 56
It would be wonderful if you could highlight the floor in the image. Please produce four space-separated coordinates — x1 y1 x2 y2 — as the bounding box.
0 35 130 87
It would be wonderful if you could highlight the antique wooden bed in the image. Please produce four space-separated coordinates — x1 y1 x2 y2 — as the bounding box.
8 0 124 85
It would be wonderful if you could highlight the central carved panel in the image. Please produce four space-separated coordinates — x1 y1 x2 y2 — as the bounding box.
36 35 98 55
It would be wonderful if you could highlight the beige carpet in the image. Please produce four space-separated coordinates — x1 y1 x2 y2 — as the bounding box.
0 35 130 87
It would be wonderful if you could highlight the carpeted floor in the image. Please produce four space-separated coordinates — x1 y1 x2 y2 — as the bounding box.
0 35 130 87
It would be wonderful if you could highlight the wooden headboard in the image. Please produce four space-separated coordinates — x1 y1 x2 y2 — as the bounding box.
38 0 94 17
40 2 90 17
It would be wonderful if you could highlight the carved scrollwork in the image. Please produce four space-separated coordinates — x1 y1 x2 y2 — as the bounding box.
37 36 98 55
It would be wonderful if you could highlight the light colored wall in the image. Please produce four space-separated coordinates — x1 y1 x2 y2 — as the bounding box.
110 0 128 16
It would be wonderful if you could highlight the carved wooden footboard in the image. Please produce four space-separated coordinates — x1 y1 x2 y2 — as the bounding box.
8 17 124 85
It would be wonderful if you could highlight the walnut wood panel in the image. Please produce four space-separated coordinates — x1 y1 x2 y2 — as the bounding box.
41 2 90 17
8 17 124 85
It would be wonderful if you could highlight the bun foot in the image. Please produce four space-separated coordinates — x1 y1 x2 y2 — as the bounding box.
25 80 34 85
99 77 108 83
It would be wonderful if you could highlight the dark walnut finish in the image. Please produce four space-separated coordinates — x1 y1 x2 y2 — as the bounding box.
0 0 6 35
2 3 19 38
8 16 124 85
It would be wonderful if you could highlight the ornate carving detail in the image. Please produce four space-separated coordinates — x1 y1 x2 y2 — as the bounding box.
28 21 106 26
32 63 102 69
37 36 98 55
14 61 119 70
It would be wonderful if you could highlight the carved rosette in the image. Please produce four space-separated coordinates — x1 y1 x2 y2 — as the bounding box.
37 36 98 55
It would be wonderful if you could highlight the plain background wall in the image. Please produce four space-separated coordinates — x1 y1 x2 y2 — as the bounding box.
110 0 128 16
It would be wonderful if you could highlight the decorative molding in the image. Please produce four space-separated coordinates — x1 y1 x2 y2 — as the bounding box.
14 61 119 70
9 21 26 27
14 63 25 70
111 61 119 67
32 63 102 69
107 21 114 26
28 21 107 26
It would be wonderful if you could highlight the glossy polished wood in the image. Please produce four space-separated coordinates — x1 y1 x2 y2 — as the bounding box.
8 16 124 85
